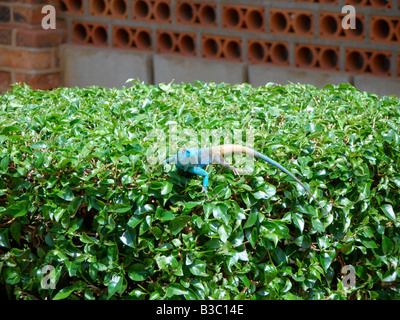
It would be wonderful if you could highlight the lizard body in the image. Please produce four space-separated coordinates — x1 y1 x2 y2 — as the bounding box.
166 144 328 214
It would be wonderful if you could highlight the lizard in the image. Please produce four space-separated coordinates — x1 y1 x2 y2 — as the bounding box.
165 144 328 215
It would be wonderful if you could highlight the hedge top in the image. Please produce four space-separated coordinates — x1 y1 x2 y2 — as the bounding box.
0 82 399 300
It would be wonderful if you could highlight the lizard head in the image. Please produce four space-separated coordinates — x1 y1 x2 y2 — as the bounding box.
176 147 198 169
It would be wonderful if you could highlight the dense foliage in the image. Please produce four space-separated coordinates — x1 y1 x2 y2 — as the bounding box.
0 82 399 300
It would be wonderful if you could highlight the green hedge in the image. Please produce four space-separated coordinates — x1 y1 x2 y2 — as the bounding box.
0 82 399 300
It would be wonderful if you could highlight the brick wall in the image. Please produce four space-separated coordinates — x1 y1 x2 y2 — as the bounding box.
0 0 66 92
1 0 400 95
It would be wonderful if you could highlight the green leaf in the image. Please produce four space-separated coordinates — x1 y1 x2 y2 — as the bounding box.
312 218 325 233
359 236 378 249
121 175 134 185
212 184 231 199
166 283 189 298
127 215 143 228
381 204 396 222
272 247 287 265
150 226 162 239
292 213 304 233
247 227 258 248
53 286 76 300
139 215 151 235
161 181 173 195
53 280 87 300
218 224 228 243
1 156 9 171
188 260 207 276
212 202 230 225
7 200 29 218
9 221 21 245
294 234 311 248
80 232 96 244
128 264 149 281
120 229 137 248
320 251 336 272
107 274 125 299
30 142 48 149
169 216 191 235
0 229 10 249
259 184 276 199
382 235 394 255
253 190 271 200
67 197 82 215
111 203 133 213
243 210 258 229
57 187 74 201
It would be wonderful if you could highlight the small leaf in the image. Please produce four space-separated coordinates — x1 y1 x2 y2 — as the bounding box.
382 235 394 255
169 216 190 235
120 229 137 248
30 142 48 149
360 237 378 249
212 202 230 225
1 156 9 171
292 213 304 233
121 175 134 185
188 260 207 276
218 225 228 243
312 218 325 233
67 197 82 215
161 181 173 195
53 286 76 300
247 227 258 248
381 204 396 222
0 229 10 249
107 274 125 299
128 264 148 281
320 251 336 272
57 187 74 201
127 215 143 228
150 226 162 239
166 283 189 298
7 200 29 218
244 209 258 229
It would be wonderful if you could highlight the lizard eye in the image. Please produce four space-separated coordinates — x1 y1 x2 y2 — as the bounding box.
185 150 190 157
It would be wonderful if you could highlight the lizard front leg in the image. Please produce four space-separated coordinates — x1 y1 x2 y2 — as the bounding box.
186 166 210 197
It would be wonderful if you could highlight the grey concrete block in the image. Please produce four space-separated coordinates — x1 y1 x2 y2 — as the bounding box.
60 44 152 88
353 75 400 97
249 64 352 88
153 54 246 84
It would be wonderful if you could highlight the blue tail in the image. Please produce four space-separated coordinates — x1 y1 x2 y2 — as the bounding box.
254 151 327 215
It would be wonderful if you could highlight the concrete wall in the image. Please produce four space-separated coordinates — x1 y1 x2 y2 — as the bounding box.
61 44 400 97
61 44 152 87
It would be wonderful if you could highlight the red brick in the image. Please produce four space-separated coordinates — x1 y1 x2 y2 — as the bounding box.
0 6 11 22
13 5 44 25
0 49 11 67
0 71 12 94
15 72 60 90
0 25 12 45
0 71 11 87
9 49 53 70
17 28 61 47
